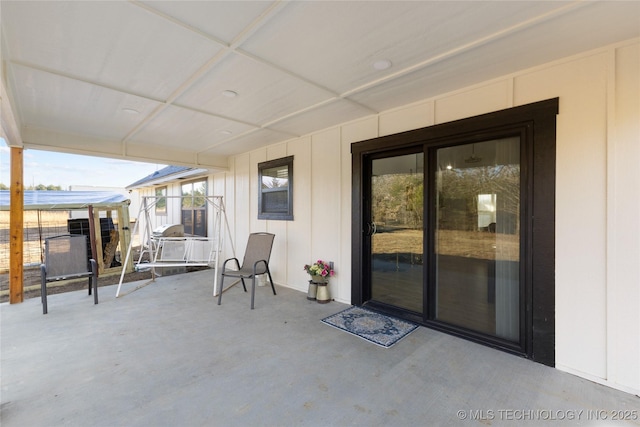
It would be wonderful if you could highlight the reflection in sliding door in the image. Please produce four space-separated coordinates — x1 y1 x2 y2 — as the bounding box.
435 137 520 341
370 153 423 314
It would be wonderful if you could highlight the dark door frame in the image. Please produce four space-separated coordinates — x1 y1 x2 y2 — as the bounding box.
351 98 558 366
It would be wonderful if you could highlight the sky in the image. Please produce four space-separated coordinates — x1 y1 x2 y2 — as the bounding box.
0 138 166 190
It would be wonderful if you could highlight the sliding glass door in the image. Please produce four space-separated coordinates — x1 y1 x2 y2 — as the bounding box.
352 98 558 364
363 138 521 342
433 137 521 341
369 152 424 314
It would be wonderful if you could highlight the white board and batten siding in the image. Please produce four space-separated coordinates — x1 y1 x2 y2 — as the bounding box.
158 39 640 396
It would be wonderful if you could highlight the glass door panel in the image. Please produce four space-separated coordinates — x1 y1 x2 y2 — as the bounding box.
434 137 520 341
370 153 424 313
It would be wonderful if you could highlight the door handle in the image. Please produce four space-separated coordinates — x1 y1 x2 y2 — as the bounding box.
366 222 373 236
365 222 378 236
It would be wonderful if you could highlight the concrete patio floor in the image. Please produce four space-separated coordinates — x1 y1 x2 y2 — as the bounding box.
1 269 639 427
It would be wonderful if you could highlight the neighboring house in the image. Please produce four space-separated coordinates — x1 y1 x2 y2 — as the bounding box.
126 165 211 237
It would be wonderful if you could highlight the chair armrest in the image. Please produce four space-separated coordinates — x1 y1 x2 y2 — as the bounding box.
252 259 268 275
222 257 241 271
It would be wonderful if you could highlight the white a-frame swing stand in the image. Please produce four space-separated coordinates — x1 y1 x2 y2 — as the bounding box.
116 195 234 297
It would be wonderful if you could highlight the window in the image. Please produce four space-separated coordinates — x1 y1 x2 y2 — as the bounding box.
181 180 207 236
155 187 167 215
258 156 293 220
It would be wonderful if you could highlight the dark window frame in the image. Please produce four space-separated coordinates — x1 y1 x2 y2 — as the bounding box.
258 156 294 221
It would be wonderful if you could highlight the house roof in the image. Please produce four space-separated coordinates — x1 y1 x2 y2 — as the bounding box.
125 165 209 190
126 165 190 189
1 2 638 169
0 190 129 211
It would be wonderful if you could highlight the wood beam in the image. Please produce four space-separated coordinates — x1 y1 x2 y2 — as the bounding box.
117 204 134 273
9 147 24 304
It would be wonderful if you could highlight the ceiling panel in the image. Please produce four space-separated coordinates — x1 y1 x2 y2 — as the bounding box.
139 0 277 44
200 128 295 157
268 99 374 137
130 105 257 151
1 0 221 100
349 1 640 112
9 64 161 140
175 52 335 125
240 1 573 94
1 1 638 168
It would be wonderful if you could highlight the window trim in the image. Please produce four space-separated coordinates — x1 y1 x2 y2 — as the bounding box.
155 186 167 216
180 179 208 236
258 156 294 221
351 98 558 366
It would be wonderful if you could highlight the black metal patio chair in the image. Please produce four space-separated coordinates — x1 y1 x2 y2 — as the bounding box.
40 234 98 314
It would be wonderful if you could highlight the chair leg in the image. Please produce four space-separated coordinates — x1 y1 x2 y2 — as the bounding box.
217 275 225 305
90 259 98 305
93 275 98 305
41 265 48 314
250 276 256 310
41 281 48 315
266 268 276 296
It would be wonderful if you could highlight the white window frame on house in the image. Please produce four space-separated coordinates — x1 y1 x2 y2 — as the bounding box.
155 186 167 216
181 179 207 236
258 156 294 221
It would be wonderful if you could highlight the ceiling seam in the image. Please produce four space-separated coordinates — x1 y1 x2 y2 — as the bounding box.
170 103 262 129
227 0 291 50
197 125 299 156
7 0 377 156
259 98 339 129
235 48 378 116
8 59 166 104
121 0 291 152
141 0 337 138
129 0 230 49
198 1 591 149
340 0 590 99
4 0 619 168
119 48 234 145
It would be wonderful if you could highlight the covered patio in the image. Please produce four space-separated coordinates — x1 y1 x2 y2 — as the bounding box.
2 269 637 426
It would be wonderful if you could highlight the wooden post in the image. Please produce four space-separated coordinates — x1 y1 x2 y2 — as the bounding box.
87 205 101 275
117 204 134 273
9 147 24 304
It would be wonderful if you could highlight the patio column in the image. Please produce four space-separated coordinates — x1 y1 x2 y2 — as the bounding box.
9 146 24 303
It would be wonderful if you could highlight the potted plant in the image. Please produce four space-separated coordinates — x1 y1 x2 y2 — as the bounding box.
304 260 335 303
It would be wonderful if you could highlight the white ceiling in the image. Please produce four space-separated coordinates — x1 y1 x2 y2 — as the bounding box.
1 1 639 171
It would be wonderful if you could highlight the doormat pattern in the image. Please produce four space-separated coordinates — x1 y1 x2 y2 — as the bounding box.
321 306 418 348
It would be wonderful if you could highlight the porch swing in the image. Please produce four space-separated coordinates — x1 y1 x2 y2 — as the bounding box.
115 195 235 298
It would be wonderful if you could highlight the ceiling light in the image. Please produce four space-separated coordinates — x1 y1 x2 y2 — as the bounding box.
122 108 139 114
222 90 238 98
372 59 392 70
464 144 482 164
